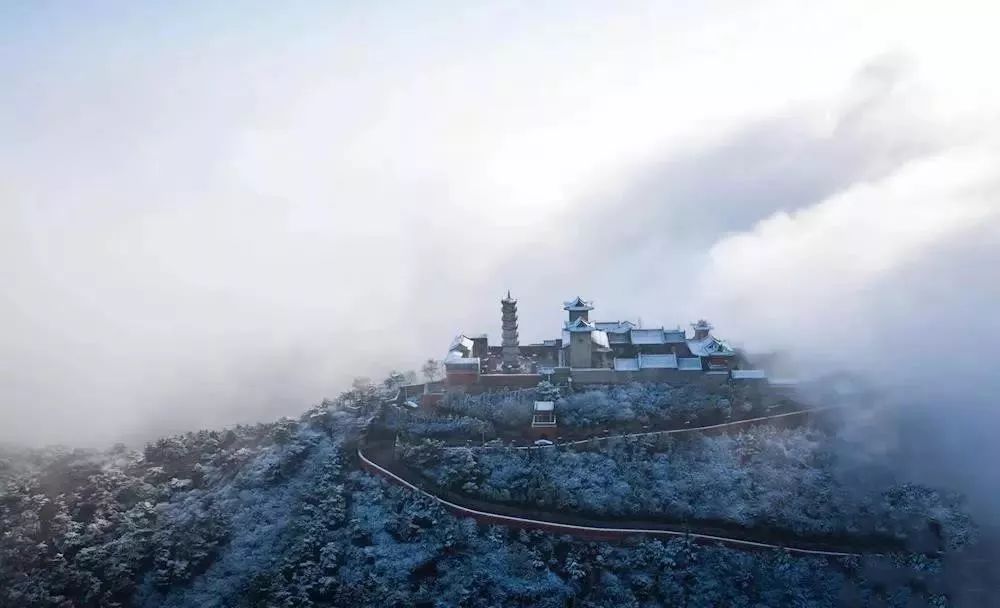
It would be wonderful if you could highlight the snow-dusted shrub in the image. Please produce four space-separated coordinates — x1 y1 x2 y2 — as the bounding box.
558 389 636 427
403 416 493 440
438 389 535 429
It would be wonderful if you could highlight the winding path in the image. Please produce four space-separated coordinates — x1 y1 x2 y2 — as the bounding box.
357 405 917 556
359 405 904 557
357 446 868 557
445 405 838 451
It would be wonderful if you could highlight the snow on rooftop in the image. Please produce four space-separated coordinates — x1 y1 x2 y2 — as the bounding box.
563 296 594 310
449 334 474 354
591 330 610 349
445 351 480 367
663 329 687 343
732 369 767 380
614 357 639 371
607 332 631 344
639 353 678 369
630 328 666 345
533 401 554 412
686 336 735 357
595 321 635 333
565 317 596 331
686 338 710 356
678 357 703 371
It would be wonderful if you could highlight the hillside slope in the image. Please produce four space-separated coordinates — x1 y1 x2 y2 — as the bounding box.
0 387 973 607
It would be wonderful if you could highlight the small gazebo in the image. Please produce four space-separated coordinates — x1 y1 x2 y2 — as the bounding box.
531 401 556 437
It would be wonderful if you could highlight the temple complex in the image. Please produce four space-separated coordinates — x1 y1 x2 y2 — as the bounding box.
442 293 761 392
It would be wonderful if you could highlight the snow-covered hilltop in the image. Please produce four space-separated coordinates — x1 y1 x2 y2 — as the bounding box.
0 375 983 607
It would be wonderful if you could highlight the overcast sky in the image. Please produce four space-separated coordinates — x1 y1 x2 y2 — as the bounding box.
2 1 999 459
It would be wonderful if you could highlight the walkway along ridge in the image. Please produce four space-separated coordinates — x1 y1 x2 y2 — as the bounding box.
443 405 840 452
357 445 872 558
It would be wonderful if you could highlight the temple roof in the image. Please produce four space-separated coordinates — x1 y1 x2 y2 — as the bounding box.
663 328 687 343
678 357 704 370
563 296 594 311
639 353 678 369
614 357 639 371
607 331 631 344
595 320 635 333
444 350 480 368
449 334 474 354
565 316 596 332
630 328 666 345
687 336 735 357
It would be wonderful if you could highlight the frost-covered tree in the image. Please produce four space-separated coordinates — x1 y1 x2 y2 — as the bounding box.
421 358 444 382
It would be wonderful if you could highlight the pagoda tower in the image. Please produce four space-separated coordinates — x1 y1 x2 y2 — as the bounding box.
691 319 714 340
501 291 522 373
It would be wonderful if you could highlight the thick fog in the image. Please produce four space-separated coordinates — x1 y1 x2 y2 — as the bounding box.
2 0 998 527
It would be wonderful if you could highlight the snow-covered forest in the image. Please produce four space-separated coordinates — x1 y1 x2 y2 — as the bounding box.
447 382 777 429
384 381 786 442
403 426 973 551
0 380 975 606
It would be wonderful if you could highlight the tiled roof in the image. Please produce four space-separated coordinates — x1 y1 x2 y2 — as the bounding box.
630 328 666 345
614 358 639 371
563 296 594 311
608 332 631 344
565 317 596 332
691 319 714 332
449 334 474 354
595 320 635 333
687 336 736 357
445 350 480 369
678 357 703 371
663 329 686 343
639 353 678 369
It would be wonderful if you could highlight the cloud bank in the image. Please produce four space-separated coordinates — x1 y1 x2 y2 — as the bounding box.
1 0 998 487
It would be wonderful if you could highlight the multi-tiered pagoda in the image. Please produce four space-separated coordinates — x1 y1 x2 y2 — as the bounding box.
501 291 522 373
